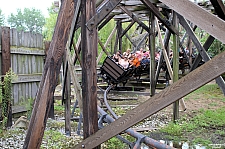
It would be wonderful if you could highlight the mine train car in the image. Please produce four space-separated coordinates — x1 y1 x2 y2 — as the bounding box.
99 56 150 85
99 54 204 85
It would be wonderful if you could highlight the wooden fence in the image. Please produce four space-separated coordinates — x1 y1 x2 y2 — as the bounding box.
0 27 45 108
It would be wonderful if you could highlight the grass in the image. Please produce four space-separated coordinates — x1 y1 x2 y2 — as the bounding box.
102 134 136 149
149 83 225 148
2 83 224 148
157 107 225 147
42 128 80 149
184 83 225 101
96 83 225 148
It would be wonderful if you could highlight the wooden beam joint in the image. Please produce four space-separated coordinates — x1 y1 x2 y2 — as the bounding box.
86 0 122 30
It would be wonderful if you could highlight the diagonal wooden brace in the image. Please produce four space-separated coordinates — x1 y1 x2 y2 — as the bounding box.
74 48 225 149
86 0 122 30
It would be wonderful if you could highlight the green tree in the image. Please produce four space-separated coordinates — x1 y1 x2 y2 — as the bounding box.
42 4 59 41
0 9 5 26
7 8 45 34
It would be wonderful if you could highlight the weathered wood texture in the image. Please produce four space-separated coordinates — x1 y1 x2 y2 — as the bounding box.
10 28 43 48
160 0 225 44
0 28 44 106
74 50 225 149
178 14 225 95
1 27 11 76
23 0 75 148
1 27 12 127
140 0 178 35
149 13 156 96
81 0 99 142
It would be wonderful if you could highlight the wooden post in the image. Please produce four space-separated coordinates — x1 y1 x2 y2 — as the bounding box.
172 12 179 122
187 35 193 65
23 0 75 148
160 0 225 44
178 14 225 95
117 20 122 52
44 41 55 119
155 29 171 83
74 49 225 149
114 23 119 53
149 13 156 96
1 27 11 78
1 26 12 127
155 18 173 79
81 0 99 147
97 26 117 64
63 54 71 136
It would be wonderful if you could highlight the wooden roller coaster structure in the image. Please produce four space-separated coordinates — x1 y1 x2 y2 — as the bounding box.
23 0 225 149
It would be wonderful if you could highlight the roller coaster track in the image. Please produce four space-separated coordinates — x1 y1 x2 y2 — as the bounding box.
99 85 175 148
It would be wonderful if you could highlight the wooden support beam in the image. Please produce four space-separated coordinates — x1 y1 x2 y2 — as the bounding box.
96 0 107 8
63 54 71 136
120 6 150 33
72 35 81 64
61 0 81 137
160 0 225 44
178 14 225 95
155 18 173 79
23 0 75 148
97 26 117 64
81 0 99 142
72 39 82 67
117 20 122 52
74 0 105 31
149 13 156 96
44 41 55 119
86 0 122 30
114 25 119 53
1 26 12 127
66 44 83 112
120 20 135 38
210 0 225 20
172 12 179 121
74 47 225 149
155 29 171 83
178 15 212 65
190 0 225 71
68 0 81 48
98 37 110 56
190 35 215 71
1 27 11 77
140 0 178 35
135 33 149 51
98 15 115 31
122 28 137 47
178 24 197 68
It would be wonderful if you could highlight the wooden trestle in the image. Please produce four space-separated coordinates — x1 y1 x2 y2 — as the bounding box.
23 0 225 148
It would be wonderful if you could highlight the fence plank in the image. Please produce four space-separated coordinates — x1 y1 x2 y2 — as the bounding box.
13 84 19 105
0 27 1 45
31 82 38 99
12 74 42 83
0 27 45 105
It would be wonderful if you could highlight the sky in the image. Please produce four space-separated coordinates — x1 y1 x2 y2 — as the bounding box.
0 0 57 18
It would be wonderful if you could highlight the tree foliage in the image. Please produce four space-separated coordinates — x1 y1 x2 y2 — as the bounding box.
42 4 59 41
0 9 5 26
199 30 225 57
7 8 45 34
